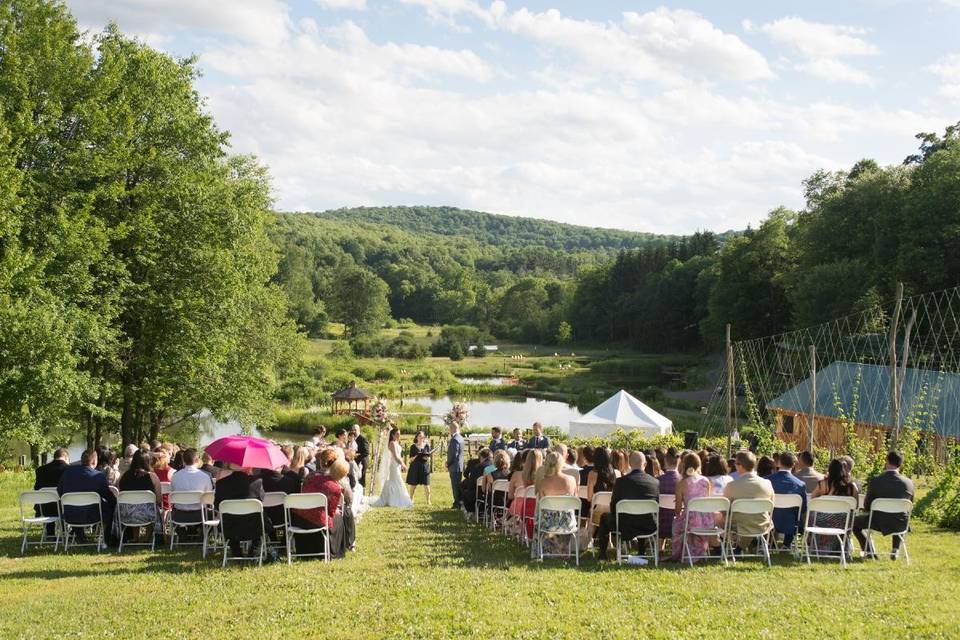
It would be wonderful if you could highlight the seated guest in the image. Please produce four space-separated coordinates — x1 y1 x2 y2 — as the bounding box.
705 454 733 494
485 450 512 518
768 451 807 549
723 451 775 546
461 449 491 515
840 455 862 492
118 444 138 476
810 458 859 553
200 451 219 481
597 452 659 560
97 449 120 486
534 451 578 554
644 452 661 478
756 455 776 479
169 449 214 525
508 450 541 538
551 443 576 473
505 450 526 502
311 426 327 447
508 427 526 451
489 427 507 452
578 446 595 487
34 448 70 533
57 449 117 546
293 457 349 559
657 447 681 539
117 451 163 542
565 447 579 470
670 452 713 563
152 450 175 509
288 446 310 482
794 450 823 493
171 449 185 471
586 447 618 530
727 457 740 481
852 450 914 559
214 464 268 558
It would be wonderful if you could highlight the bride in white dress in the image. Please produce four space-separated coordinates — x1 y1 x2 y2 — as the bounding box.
371 428 413 508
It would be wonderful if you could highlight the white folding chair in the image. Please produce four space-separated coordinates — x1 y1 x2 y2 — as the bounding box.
681 496 729 567
725 498 775 566
474 476 487 525
659 494 676 510
519 486 537 547
218 499 267 567
802 496 854 567
489 480 511 532
562 468 580 485
534 495 581 565
159 481 172 528
771 493 804 556
262 491 288 546
577 486 589 500
60 492 105 552
580 491 613 528
283 493 330 563
614 499 659 566
116 490 159 553
863 498 913 563
19 490 61 554
200 491 221 559
168 491 205 550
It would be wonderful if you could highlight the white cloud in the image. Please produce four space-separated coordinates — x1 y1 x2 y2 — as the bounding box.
69 0 290 45
315 0 367 9
928 53 960 101
399 0 498 30
754 16 878 85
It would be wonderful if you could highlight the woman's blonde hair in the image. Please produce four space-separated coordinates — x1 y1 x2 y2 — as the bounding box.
290 446 307 470
151 451 169 470
329 459 349 482
521 449 542 486
318 448 339 470
541 451 562 478
493 450 509 471
681 451 702 477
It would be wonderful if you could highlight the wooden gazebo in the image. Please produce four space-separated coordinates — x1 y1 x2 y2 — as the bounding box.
332 381 374 416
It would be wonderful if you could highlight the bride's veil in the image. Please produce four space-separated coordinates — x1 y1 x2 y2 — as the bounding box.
373 427 390 495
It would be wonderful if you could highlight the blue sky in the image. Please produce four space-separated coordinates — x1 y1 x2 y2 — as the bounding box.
69 0 960 234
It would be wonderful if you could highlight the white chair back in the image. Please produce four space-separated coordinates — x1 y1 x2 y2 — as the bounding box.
522 486 537 499
262 492 286 508
774 493 803 510
60 491 101 508
169 490 204 509
659 494 676 510
562 468 580 484
808 496 855 515
616 499 659 516
687 496 729 514
219 498 264 516
591 491 612 511
870 498 912 515
730 498 774 515
160 482 172 496
20 490 60 508
284 493 328 511
577 486 589 500
491 479 510 494
117 490 157 506
538 495 580 513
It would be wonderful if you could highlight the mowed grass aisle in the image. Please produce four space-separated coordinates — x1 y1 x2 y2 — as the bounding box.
1 472 959 639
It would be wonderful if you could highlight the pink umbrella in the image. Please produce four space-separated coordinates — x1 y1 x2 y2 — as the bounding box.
205 435 289 470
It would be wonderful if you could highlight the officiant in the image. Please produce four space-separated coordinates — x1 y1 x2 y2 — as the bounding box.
406 430 433 505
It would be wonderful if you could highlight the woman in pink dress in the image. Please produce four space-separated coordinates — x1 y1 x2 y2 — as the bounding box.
507 450 542 539
670 451 714 562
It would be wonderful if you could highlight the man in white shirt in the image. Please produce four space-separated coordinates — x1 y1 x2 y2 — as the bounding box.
170 449 213 524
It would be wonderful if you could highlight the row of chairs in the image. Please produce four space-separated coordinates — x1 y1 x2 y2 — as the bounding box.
18 488 333 566
469 477 912 567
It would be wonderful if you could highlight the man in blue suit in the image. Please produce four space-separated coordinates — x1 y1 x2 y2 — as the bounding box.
525 422 550 450
447 423 465 509
768 451 807 548
57 449 117 546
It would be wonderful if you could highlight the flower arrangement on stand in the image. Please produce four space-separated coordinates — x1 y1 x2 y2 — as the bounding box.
372 398 389 429
443 401 470 431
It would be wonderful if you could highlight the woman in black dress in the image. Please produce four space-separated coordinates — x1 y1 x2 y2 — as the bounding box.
406 430 432 505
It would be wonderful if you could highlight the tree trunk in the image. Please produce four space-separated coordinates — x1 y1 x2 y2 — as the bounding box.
148 409 164 444
120 391 135 448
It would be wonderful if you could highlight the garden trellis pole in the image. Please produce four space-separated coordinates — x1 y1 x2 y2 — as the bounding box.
808 345 816 455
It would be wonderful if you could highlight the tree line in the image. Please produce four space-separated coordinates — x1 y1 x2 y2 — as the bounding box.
0 1 299 455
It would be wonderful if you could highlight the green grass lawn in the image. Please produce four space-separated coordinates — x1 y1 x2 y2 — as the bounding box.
3 471 958 639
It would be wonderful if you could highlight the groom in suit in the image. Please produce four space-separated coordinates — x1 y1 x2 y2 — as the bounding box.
447 423 465 509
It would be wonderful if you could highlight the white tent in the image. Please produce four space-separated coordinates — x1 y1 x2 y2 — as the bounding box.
568 390 672 438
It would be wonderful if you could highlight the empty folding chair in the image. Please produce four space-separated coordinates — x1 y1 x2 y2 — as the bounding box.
771 493 804 556
218 498 267 567
489 480 511 532
681 496 729 567
60 492 105 552
200 491 221 559
116 490 159 553
19 490 61 554
168 491 206 550
534 495 582 565
614 499 659 566
802 496 854 568
283 493 330 563
862 498 913 563
725 498 775 566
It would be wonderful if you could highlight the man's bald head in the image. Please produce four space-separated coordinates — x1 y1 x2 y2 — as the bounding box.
629 451 646 471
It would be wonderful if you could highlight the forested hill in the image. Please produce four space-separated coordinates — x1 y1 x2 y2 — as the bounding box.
302 206 678 252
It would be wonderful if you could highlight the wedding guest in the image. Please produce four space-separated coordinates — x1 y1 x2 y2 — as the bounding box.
810 458 859 553
461 449 491 515
311 426 327 447
485 450 511 490
34 448 69 532
406 430 433 505
768 451 807 549
705 454 733 494
723 451 775 544
58 449 117 547
728 457 740 481
334 429 349 448
578 446 595 487
852 450 914 559
670 452 713 563
489 427 507 452
169 449 213 525
596 452 659 560
117 451 163 543
644 453 662 478
611 450 630 477
526 422 550 450
118 444 138 476
293 458 348 559
840 455 862 492
509 450 542 539
793 450 823 493
214 464 268 558
261 455 301 529
657 448 681 539
586 447 618 527
171 449 185 472
534 451 578 554
200 451 219 482
565 447 578 469
289 446 310 482
756 455 776 479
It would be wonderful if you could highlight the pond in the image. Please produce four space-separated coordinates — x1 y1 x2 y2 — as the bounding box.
456 376 508 385
398 395 585 432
